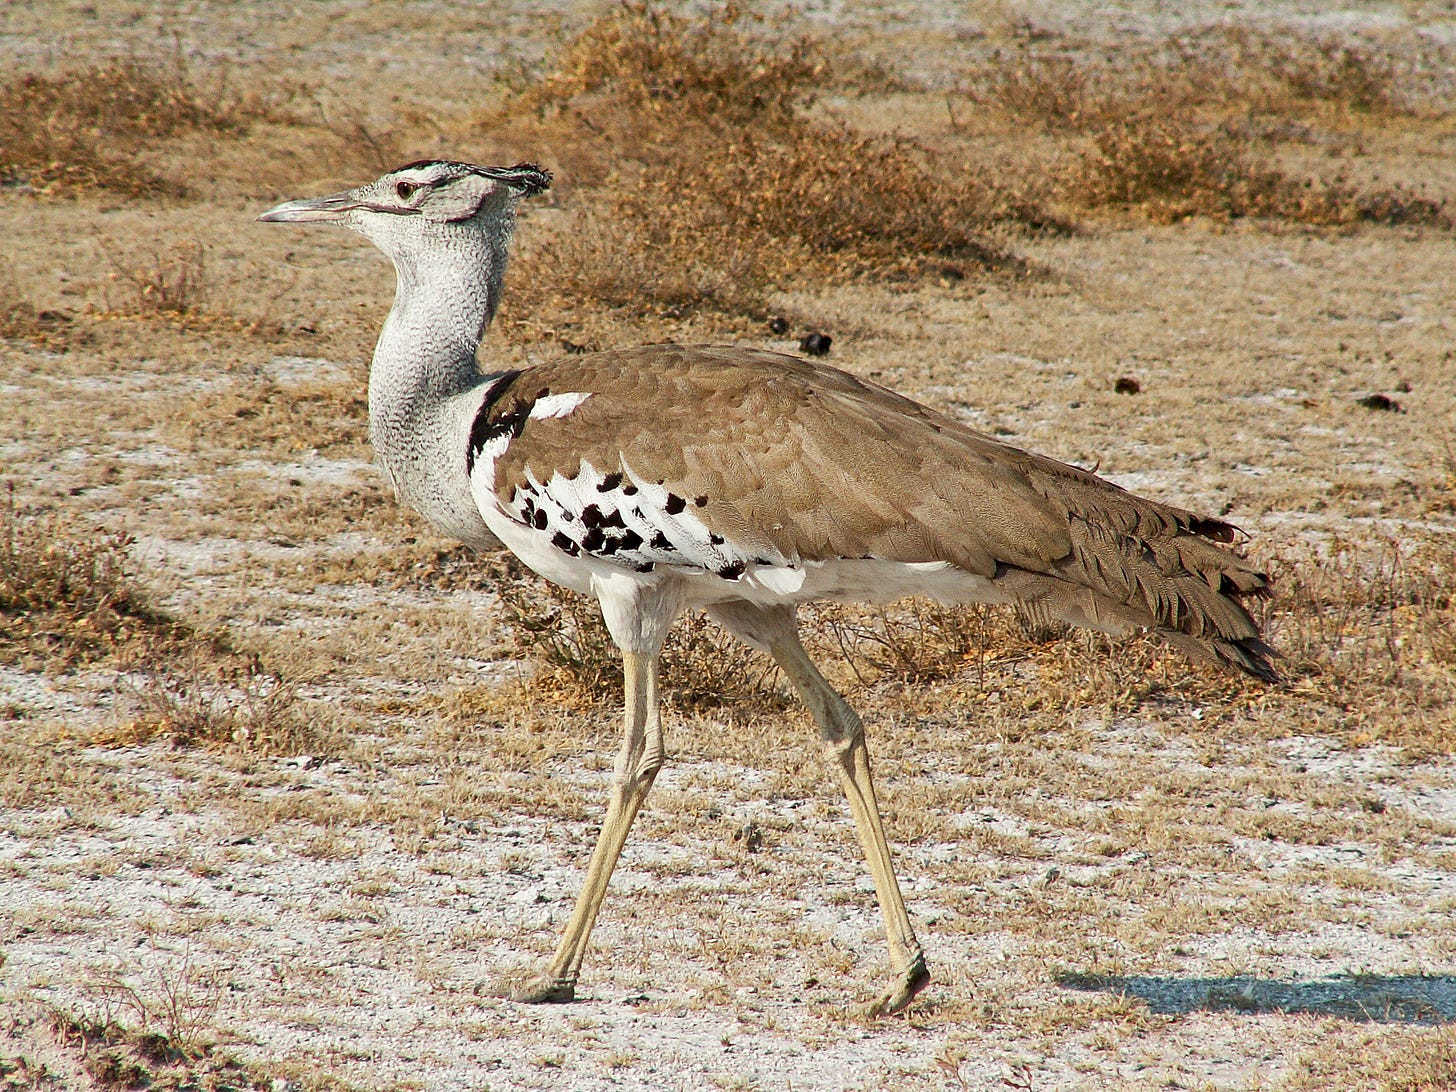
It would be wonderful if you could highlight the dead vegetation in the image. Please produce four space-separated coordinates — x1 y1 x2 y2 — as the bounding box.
964 28 1452 226
476 532 1454 756
485 3 1045 334
489 556 789 714
0 57 280 197
101 240 211 318
0 485 184 669
0 488 336 757
1 5 1454 1086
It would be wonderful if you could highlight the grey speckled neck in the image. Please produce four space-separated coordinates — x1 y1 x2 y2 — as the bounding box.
365 214 515 547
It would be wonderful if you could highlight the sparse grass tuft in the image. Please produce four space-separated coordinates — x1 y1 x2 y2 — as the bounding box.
1283 1023 1456 1091
0 57 278 196
0 262 77 347
1265 537 1456 755
108 654 340 757
45 998 274 1091
103 240 210 317
490 557 788 713
0 485 184 668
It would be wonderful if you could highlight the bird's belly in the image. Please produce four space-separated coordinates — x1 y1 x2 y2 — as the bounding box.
479 503 601 595
481 498 1001 612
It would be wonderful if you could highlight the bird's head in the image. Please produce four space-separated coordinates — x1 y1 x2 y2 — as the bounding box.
258 160 551 243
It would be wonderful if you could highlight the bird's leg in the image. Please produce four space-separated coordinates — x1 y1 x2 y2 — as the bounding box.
510 648 664 1003
769 630 929 1018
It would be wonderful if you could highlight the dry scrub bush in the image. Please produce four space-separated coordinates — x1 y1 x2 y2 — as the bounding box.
1069 114 1447 226
1208 27 1435 115
0 58 276 196
102 240 210 317
0 486 182 668
490 558 787 714
1265 537 1456 754
490 3 1043 329
965 34 1450 227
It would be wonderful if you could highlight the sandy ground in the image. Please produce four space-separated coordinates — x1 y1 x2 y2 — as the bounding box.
2 2 1456 1091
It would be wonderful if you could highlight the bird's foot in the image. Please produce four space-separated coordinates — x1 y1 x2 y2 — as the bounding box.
477 970 577 1004
511 973 577 1004
859 952 930 1018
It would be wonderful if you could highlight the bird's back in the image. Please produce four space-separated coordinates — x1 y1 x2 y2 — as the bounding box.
465 344 1276 680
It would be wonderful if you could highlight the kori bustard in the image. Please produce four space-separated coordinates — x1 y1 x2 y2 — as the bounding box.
259 160 1274 1016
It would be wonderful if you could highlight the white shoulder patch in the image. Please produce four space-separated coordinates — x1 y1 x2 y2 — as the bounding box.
529 392 593 420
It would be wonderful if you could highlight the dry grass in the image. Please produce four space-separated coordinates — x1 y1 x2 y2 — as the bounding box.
489 556 788 714
0 485 184 669
101 240 210 317
482 529 1453 757
103 655 342 757
1067 114 1448 226
0 487 337 757
964 31 1452 227
0 57 279 197
487 3 1045 332
0 263 76 347
39 1001 288 1092
1264 537 1456 755
1283 1024 1456 1091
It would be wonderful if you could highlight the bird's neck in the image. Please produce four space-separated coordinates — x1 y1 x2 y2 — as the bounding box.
366 225 511 544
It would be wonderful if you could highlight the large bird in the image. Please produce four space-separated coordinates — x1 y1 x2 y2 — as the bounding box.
259 160 1273 1016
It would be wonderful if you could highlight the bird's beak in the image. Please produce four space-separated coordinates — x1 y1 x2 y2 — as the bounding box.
256 190 356 223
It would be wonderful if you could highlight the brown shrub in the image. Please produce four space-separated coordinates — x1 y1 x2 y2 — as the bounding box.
964 32 1450 227
0 58 276 196
490 2 1046 329
0 485 180 667
509 1 823 133
1068 112 1448 226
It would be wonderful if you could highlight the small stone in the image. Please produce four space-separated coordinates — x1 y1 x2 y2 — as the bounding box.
798 332 832 356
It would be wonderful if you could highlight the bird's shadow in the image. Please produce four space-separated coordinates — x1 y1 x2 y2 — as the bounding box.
1058 972 1456 1025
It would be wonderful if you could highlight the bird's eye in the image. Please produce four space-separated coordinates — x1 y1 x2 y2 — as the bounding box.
396 181 417 200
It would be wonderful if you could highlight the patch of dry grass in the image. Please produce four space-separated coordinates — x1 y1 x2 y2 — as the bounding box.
1066 113 1447 226
1283 1023 1456 1091
102 654 343 757
1265 537 1456 755
0 487 339 757
0 263 76 347
0 57 280 197
0 485 184 669
483 528 1452 756
964 31 1451 227
488 556 789 714
486 3 1046 332
101 240 210 317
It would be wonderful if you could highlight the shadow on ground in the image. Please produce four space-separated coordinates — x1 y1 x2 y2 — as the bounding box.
1058 973 1456 1025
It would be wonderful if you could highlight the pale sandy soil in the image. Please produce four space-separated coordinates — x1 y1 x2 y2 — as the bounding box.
2 3 1455 1091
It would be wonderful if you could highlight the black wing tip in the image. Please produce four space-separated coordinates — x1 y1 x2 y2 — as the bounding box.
1220 637 1282 684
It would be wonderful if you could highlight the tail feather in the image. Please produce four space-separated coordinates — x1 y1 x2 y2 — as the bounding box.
989 515 1278 683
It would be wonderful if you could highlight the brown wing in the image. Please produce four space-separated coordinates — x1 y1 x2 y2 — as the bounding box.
481 344 1275 680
